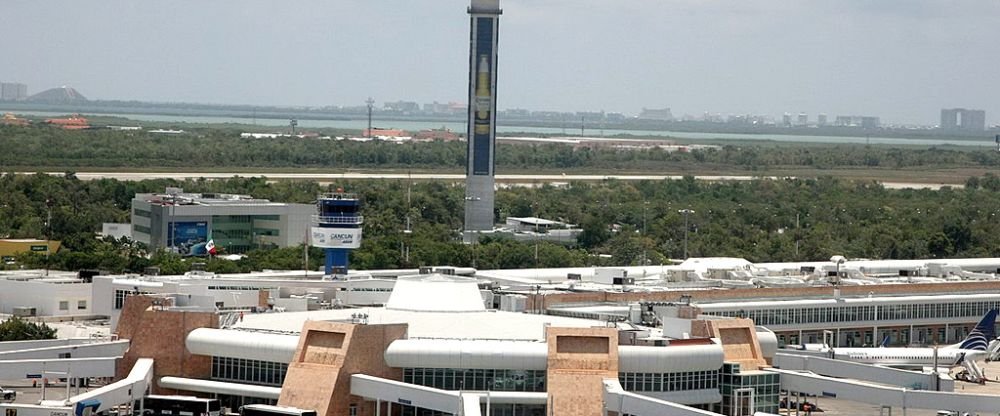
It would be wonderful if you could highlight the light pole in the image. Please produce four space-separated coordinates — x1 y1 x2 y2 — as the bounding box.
366 97 375 138
642 201 649 265
45 199 52 276
678 209 695 259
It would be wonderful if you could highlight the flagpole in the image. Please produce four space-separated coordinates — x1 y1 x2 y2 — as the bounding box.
304 221 310 278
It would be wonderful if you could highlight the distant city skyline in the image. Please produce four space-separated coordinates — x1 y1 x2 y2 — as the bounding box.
2 1 998 125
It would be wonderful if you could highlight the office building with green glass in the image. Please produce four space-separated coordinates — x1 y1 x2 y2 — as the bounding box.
131 188 313 254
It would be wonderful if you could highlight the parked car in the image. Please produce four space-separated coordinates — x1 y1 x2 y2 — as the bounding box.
0 387 15 403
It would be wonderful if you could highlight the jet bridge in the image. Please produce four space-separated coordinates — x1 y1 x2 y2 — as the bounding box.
772 367 1000 414
0 340 129 360
0 358 153 416
0 357 117 380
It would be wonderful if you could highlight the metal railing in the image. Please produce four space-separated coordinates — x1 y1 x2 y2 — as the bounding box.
313 215 364 225
318 192 359 200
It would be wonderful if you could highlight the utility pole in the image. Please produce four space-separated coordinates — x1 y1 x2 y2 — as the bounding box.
303 222 309 278
403 171 413 266
642 201 648 266
45 198 52 276
678 209 695 259
366 97 375 138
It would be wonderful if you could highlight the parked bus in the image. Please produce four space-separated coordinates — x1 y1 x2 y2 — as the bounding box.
139 395 222 416
239 404 316 416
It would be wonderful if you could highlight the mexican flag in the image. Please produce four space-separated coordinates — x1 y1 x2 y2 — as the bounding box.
206 240 218 255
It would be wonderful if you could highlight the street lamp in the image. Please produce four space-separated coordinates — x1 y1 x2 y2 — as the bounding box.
642 201 649 265
678 209 695 259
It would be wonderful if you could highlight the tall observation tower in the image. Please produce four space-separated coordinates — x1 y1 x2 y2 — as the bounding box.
463 0 501 241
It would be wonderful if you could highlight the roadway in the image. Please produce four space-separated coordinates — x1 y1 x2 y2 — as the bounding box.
25 172 955 189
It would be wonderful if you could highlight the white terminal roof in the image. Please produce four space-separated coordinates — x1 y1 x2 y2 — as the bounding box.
234 307 602 341
385 274 485 312
234 273 605 341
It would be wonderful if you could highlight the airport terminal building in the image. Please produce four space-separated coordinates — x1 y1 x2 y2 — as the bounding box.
113 273 780 416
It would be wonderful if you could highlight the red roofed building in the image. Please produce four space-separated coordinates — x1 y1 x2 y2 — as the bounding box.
362 128 408 137
1 113 28 126
414 128 460 141
45 114 89 130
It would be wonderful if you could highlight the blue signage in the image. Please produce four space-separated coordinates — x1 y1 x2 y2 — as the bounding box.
170 221 208 255
470 16 496 176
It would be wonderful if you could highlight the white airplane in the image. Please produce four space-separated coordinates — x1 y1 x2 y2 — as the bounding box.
826 309 999 382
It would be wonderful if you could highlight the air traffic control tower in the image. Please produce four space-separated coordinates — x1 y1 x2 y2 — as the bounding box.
463 0 501 241
312 192 363 276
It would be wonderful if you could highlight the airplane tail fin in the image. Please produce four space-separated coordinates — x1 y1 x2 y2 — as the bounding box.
957 309 998 351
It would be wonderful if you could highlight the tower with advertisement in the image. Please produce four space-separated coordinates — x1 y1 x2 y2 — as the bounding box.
463 0 501 240
311 192 363 276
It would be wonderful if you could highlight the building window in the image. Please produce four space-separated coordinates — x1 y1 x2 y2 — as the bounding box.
212 356 288 387
59 301 69 311
348 404 357 416
114 289 151 310
618 370 720 392
78 300 87 310
403 368 546 392
134 225 151 235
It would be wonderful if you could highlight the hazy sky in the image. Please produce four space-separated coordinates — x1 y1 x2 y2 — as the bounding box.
2 0 998 125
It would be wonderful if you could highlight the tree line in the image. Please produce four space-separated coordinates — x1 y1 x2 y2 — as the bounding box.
3 124 1000 172
4 173 1000 274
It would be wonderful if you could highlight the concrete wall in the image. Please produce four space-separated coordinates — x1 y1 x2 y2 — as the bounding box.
114 295 217 393
278 321 407 416
691 318 766 370
545 326 619 416
0 279 91 316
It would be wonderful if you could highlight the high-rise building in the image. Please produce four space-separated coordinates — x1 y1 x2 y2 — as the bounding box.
834 115 880 129
464 0 501 238
817 114 828 126
0 82 27 101
941 108 986 131
781 113 792 127
796 113 808 126
637 107 674 121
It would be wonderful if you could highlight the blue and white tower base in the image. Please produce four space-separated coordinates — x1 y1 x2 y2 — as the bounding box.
311 192 363 276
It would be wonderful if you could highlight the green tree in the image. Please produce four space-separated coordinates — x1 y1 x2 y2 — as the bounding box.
0 317 57 341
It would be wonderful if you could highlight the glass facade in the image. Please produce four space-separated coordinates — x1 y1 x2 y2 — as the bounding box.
403 368 545 392
704 299 1000 327
212 215 254 253
716 363 779 416
397 404 543 416
618 370 719 392
400 368 546 416
209 215 286 253
212 356 288 387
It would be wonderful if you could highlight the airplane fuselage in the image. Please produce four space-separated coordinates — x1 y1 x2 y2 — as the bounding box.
832 347 985 367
